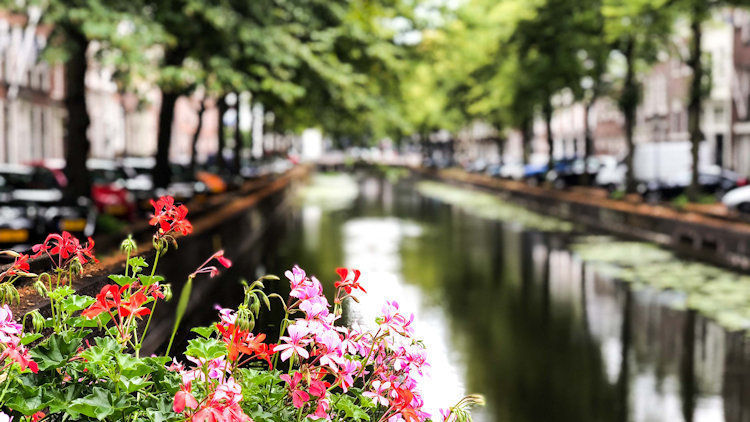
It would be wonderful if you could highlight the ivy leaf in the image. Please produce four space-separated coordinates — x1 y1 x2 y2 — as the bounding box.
47 285 75 301
334 395 370 421
184 338 226 361
69 387 117 420
139 275 165 287
120 375 153 393
191 325 216 338
108 274 135 286
30 332 84 371
60 294 95 312
20 333 43 346
128 256 149 273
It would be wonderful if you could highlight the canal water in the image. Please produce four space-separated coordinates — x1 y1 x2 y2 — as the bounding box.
252 171 750 422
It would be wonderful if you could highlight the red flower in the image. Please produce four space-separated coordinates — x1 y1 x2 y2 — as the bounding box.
216 322 274 366
335 268 366 294
0 253 30 282
82 284 152 320
190 250 232 279
118 290 151 318
150 196 193 238
32 231 97 267
81 285 120 319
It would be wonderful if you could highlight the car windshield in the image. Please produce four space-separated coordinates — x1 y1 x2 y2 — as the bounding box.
0 167 60 191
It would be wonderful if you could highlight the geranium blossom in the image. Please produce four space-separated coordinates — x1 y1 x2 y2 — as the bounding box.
32 231 98 267
149 196 193 238
274 323 310 361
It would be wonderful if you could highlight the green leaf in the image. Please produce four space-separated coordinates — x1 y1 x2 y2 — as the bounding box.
20 333 43 346
30 332 84 371
128 256 149 271
184 337 226 361
139 275 165 287
191 325 216 338
120 375 153 393
69 387 117 420
334 395 370 421
108 274 135 286
47 285 75 301
60 294 95 312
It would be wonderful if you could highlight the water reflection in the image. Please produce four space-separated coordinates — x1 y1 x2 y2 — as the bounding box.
262 173 750 422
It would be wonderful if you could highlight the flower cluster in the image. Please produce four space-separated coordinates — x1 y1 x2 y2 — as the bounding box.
32 231 97 269
81 280 167 344
0 305 37 375
273 265 430 422
150 196 193 240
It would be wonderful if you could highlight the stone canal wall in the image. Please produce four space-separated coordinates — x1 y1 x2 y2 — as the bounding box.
417 167 750 271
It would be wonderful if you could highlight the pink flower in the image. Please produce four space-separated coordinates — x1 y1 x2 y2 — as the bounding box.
300 296 329 320
274 324 310 361
363 380 391 406
0 411 13 422
0 305 22 343
284 265 306 289
173 382 198 413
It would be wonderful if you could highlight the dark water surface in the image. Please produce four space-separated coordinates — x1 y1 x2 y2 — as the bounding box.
247 173 750 422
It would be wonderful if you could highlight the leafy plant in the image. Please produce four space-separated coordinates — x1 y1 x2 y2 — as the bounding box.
0 195 480 421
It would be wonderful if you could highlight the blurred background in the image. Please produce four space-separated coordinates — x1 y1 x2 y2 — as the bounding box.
3 1 750 421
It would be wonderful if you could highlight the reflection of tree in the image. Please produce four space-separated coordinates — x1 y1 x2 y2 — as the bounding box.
405 212 619 422
616 289 631 422
681 310 696 422
722 333 750 422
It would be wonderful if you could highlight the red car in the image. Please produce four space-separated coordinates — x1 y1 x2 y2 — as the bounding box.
87 159 137 220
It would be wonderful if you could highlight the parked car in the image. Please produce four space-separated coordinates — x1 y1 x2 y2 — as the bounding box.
0 163 95 249
722 185 750 213
87 159 137 220
546 157 602 188
594 156 626 191
698 165 748 195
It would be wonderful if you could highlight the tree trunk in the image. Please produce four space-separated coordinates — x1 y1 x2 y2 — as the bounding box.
62 28 91 199
232 95 242 175
687 5 705 201
621 38 638 194
190 100 205 175
154 50 185 188
155 91 178 188
521 116 532 166
544 98 554 174
583 98 595 185
217 95 228 173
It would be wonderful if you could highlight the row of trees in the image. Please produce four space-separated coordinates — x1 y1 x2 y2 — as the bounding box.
390 0 746 198
7 0 748 200
5 0 414 198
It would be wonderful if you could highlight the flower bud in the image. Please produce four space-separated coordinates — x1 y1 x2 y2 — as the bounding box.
162 283 173 301
27 310 45 333
69 258 83 276
236 306 253 331
250 299 261 317
0 284 18 305
0 250 20 258
120 235 137 255
34 278 49 297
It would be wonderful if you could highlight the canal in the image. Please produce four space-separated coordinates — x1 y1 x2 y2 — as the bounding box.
220 170 750 422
